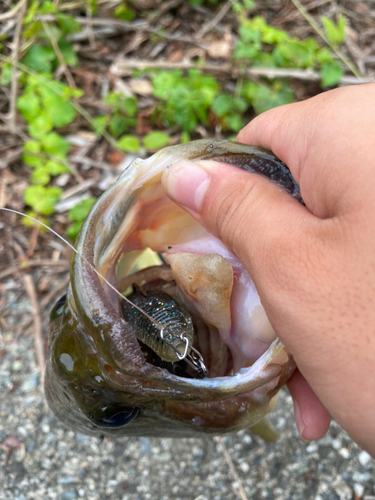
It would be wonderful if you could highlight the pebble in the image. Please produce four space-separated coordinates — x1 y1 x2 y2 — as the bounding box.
354 483 365 498
339 448 350 459
306 443 319 453
20 375 39 393
359 451 372 466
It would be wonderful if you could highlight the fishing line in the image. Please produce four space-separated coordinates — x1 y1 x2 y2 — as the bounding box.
0 208 207 374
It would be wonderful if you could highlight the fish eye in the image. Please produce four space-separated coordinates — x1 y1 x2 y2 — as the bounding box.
50 294 67 320
56 294 67 306
88 405 140 428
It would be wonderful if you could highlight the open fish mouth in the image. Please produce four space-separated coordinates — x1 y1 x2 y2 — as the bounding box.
45 139 299 437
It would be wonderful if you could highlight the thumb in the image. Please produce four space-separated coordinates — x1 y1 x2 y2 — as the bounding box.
161 158 317 304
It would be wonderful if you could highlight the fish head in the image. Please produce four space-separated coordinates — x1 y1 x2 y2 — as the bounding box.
45 139 298 437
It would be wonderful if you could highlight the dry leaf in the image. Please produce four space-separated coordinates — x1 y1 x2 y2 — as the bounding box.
128 78 153 95
207 32 232 59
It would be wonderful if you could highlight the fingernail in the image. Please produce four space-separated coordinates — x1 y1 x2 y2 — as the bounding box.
293 400 309 443
162 159 210 212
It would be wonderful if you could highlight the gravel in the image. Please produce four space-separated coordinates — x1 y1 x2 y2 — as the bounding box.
1 285 375 500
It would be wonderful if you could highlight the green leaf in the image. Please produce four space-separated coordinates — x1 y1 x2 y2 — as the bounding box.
68 197 96 222
109 113 129 137
0 63 12 85
91 115 108 136
39 0 57 14
57 13 81 34
104 94 138 116
22 43 55 72
212 94 234 117
243 82 294 114
117 135 141 152
58 39 78 66
321 14 346 44
316 47 334 65
17 92 41 121
31 167 50 185
143 131 170 150
225 113 244 132
24 185 62 215
66 220 83 241
28 114 53 139
320 60 344 87
114 5 135 21
45 159 70 175
277 40 314 68
38 80 71 101
41 132 71 158
43 96 77 127
238 25 261 44
181 131 190 143
23 140 44 168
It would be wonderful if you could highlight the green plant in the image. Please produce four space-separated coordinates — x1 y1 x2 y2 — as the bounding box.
103 93 138 138
151 69 219 132
234 15 344 87
242 81 294 114
321 13 346 45
15 1 83 217
17 76 81 201
22 1 80 72
66 197 97 240
211 94 248 132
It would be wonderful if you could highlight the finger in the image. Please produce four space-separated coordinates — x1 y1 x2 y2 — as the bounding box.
161 158 320 305
287 369 331 442
236 85 375 217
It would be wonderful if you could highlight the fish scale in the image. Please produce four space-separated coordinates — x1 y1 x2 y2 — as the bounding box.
121 290 194 363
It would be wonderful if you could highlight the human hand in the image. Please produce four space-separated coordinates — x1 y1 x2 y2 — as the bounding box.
161 84 375 454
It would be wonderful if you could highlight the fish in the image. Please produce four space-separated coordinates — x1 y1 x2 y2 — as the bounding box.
45 138 300 437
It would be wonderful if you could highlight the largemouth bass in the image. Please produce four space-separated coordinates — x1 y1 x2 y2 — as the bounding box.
45 138 300 437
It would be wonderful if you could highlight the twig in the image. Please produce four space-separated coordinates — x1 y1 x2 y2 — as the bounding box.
275 0 334 24
57 178 96 201
69 155 112 171
41 20 76 89
37 15 208 49
215 437 248 500
0 0 25 21
24 224 40 260
110 58 374 85
8 0 27 134
86 2 96 49
0 260 69 281
195 0 233 39
290 0 362 78
23 274 45 385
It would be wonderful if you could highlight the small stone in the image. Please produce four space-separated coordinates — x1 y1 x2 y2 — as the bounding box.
339 448 350 459
353 471 370 483
306 443 319 453
20 375 39 393
58 491 77 500
239 462 250 473
358 450 372 466
12 360 23 371
353 483 365 498
331 438 342 450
